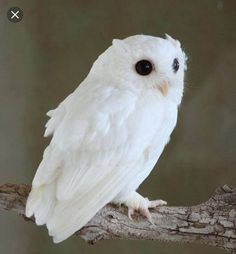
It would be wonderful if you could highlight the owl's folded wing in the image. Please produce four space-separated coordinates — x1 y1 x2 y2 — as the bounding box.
26 83 164 243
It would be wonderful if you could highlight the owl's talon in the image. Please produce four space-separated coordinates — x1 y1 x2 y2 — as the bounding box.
140 208 153 223
149 199 167 208
128 208 134 220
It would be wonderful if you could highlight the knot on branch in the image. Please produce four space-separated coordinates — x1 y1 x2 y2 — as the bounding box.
207 185 236 206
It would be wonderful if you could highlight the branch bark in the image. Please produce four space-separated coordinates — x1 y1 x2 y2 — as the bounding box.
0 184 235 252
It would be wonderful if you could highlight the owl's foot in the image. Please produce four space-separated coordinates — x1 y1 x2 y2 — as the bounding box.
119 192 167 223
127 199 167 223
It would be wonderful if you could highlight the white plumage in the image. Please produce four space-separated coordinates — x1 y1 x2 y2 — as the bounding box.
26 34 187 243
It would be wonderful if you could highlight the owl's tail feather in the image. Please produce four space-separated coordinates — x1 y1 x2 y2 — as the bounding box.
26 182 114 243
46 184 113 243
25 183 56 225
25 145 60 225
26 144 127 243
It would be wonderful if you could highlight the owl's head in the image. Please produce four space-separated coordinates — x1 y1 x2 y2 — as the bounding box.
90 34 187 105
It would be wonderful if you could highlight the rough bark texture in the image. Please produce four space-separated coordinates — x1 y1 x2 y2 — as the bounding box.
0 184 235 252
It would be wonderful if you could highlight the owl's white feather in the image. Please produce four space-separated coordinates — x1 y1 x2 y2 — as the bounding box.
26 34 187 243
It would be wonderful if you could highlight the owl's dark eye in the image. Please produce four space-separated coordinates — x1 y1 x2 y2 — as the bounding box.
172 58 179 73
135 60 153 76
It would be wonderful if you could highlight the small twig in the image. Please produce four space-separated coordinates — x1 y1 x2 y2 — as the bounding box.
0 184 235 252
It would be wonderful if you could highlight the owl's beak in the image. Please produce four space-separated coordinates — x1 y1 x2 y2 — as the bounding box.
158 80 169 96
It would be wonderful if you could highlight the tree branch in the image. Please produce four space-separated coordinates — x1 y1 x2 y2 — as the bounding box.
0 184 235 252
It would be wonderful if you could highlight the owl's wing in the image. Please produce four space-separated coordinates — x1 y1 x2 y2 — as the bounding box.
26 81 165 243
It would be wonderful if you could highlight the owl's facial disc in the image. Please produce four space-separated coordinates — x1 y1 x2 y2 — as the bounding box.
134 57 175 96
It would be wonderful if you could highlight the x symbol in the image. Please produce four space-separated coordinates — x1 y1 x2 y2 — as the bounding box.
11 10 19 19
7 7 23 23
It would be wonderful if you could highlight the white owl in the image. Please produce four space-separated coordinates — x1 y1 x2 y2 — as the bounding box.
26 34 187 243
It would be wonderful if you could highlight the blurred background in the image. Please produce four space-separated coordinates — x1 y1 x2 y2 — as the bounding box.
0 0 235 253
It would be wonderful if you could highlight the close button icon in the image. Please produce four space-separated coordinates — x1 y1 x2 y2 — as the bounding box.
7 7 23 23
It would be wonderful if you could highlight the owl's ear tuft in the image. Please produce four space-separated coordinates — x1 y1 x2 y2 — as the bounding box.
112 39 122 47
165 34 181 48
112 39 128 52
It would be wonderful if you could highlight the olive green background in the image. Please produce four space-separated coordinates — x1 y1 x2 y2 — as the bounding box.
0 0 235 253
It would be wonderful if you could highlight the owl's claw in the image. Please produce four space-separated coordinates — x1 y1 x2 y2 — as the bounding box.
127 207 153 223
140 208 153 223
128 207 134 220
149 199 167 208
